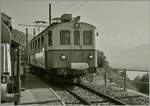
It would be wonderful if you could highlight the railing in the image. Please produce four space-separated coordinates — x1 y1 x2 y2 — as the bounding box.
114 68 149 72
103 68 149 91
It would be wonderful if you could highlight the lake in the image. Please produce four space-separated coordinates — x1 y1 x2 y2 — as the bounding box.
127 71 149 80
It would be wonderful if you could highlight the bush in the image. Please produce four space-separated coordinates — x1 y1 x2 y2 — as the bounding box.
97 51 108 68
133 74 149 94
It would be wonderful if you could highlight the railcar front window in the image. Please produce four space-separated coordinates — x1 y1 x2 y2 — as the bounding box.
83 31 93 45
60 30 70 45
74 30 80 45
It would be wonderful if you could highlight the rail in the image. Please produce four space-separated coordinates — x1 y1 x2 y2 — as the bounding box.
48 87 66 106
34 72 66 106
76 83 126 105
113 68 149 72
65 88 91 105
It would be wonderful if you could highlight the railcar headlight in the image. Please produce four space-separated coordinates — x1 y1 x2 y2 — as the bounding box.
89 54 93 59
74 23 80 28
60 55 66 60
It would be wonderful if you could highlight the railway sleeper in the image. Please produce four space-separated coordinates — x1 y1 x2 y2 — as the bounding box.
76 84 127 105
116 95 142 99
65 88 91 105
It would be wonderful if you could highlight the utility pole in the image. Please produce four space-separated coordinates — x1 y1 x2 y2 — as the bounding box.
22 28 28 90
123 69 127 91
14 47 21 105
26 28 28 63
104 68 107 86
49 3 51 25
18 22 48 36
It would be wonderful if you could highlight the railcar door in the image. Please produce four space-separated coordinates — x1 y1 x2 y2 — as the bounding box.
70 30 83 63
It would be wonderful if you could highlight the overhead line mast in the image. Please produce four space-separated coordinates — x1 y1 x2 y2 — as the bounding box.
49 3 51 25
18 22 48 37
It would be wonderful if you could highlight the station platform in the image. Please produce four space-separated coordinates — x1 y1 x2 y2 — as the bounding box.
2 73 41 106
2 72 60 106
2 89 38 106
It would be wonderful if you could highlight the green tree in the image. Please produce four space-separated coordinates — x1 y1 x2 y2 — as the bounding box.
97 51 108 68
133 75 141 90
133 74 149 94
139 74 149 94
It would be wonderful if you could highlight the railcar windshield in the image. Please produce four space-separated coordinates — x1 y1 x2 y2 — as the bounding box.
74 30 80 45
60 30 70 45
83 31 93 45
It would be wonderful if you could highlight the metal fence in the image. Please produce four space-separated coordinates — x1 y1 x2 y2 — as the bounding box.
102 68 149 91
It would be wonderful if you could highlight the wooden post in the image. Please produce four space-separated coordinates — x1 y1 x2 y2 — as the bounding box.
14 47 21 105
11 48 16 92
104 68 107 86
123 69 126 91
49 3 51 25
0 45 1 104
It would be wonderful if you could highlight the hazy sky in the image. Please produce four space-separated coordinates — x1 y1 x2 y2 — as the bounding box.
1 0 149 68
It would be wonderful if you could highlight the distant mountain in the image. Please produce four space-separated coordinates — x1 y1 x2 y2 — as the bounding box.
109 44 149 69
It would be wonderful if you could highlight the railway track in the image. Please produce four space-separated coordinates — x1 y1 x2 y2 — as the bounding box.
47 87 66 106
30 71 149 105
37 72 82 105
38 73 126 105
83 82 149 105
29 87 65 105
64 84 126 105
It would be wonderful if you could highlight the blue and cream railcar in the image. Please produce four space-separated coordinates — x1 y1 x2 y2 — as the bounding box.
29 14 99 80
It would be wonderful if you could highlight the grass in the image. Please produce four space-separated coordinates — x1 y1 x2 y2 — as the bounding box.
96 67 137 90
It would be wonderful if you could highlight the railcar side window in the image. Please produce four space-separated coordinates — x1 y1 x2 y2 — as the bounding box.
33 42 35 52
38 38 40 50
74 30 80 45
36 40 38 52
32 43 33 53
30 43 32 53
60 30 70 45
41 36 44 48
48 31 52 46
83 31 93 45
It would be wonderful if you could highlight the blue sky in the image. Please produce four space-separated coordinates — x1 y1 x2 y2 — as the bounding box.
1 0 149 69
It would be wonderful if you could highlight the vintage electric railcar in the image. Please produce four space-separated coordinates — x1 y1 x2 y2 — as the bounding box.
29 14 99 82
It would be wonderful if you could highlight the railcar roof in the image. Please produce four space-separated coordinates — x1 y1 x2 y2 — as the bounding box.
29 21 96 42
29 23 58 42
